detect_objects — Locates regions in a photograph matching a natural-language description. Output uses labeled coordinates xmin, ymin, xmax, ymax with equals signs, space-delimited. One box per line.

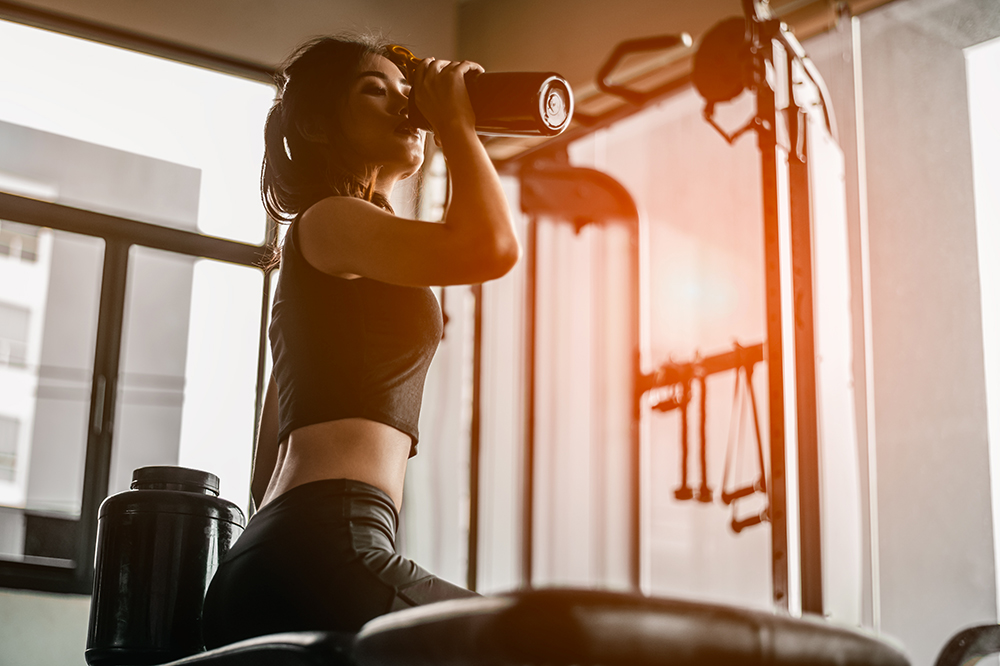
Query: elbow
xmin=494 ymin=236 xmax=521 ymax=277
xmin=450 ymin=226 xmax=521 ymax=283
xmin=479 ymin=235 xmax=520 ymax=282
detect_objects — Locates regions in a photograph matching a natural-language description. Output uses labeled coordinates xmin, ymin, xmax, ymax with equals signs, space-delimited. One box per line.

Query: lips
xmin=395 ymin=121 xmax=421 ymax=137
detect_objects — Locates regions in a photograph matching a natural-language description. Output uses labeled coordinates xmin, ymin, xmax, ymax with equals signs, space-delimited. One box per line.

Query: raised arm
xmin=297 ymin=58 xmax=520 ymax=287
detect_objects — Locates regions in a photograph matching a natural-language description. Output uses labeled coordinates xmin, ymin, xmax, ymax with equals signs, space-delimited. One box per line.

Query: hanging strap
xmin=695 ymin=374 xmax=712 ymax=502
xmin=722 ymin=365 xmax=755 ymax=505
xmin=674 ymin=380 xmax=694 ymax=501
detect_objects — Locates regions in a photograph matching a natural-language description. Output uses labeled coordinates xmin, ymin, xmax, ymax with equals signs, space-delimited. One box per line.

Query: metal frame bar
xmin=467 ymin=284 xmax=484 ymax=592
xmin=743 ymin=0 xmax=825 ymax=612
xmin=744 ymin=3 xmax=792 ymax=610
xmin=522 ymin=214 xmax=539 ymax=585
xmin=786 ymin=60 xmax=823 ymax=616
xmin=642 ymin=343 xmax=765 ymax=391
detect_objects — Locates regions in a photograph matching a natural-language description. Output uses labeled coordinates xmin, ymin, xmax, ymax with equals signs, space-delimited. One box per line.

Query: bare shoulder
xmin=298 ymin=196 xmax=393 ymax=241
xmin=297 ymin=195 xmax=517 ymax=287
xmin=296 ymin=196 xmax=396 ymax=279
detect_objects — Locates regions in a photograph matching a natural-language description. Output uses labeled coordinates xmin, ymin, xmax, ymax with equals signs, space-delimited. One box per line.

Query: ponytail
xmin=260 ymin=35 xmax=398 ymax=268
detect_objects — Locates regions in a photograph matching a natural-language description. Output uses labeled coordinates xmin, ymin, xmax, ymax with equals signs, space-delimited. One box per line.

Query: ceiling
xmin=0 ymin=0 xmax=464 ymax=70
xmin=0 ymin=0 xmax=753 ymax=81
xmin=0 ymin=0 xmax=891 ymax=164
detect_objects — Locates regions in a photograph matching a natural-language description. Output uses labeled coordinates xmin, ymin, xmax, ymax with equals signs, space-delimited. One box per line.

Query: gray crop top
xmin=268 ymin=219 xmax=443 ymax=457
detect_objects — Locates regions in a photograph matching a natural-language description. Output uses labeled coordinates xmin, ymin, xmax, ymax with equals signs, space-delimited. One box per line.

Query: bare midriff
xmin=259 ymin=418 xmax=411 ymax=511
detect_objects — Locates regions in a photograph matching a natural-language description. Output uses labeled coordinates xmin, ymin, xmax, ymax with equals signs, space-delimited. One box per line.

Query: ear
xmin=295 ymin=119 xmax=328 ymax=144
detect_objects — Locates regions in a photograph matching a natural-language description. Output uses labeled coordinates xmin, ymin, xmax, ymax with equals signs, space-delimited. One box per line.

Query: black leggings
xmin=201 ymin=479 xmax=477 ymax=649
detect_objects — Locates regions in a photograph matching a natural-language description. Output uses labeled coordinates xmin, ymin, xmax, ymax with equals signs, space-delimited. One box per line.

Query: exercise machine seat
xmin=149 ymin=631 xmax=354 ymax=666
xmin=353 ymin=588 xmax=910 ymax=666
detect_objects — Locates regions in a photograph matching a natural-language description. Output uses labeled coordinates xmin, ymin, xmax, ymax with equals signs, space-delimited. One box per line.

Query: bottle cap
xmin=130 ymin=466 xmax=220 ymax=496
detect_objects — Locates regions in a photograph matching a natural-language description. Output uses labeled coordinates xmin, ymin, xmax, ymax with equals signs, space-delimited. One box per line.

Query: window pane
xmin=0 ymin=19 xmax=273 ymax=243
xmin=0 ymin=416 xmax=18 ymax=483
xmin=0 ymin=301 xmax=29 ymax=367
xmin=111 ymin=247 xmax=262 ymax=514
xmin=0 ymin=226 xmax=104 ymax=564
xmin=0 ymin=220 xmax=40 ymax=262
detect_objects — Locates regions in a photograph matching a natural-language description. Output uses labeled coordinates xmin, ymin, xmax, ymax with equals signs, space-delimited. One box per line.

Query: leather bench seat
xmin=163 ymin=631 xmax=355 ymax=666
xmin=353 ymin=588 xmax=911 ymax=666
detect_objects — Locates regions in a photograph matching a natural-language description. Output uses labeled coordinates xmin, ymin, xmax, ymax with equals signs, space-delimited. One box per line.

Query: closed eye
xmin=357 ymin=70 xmax=409 ymax=99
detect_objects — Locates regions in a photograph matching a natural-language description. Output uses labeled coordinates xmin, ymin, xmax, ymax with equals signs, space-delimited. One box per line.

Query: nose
xmin=395 ymin=93 xmax=409 ymax=118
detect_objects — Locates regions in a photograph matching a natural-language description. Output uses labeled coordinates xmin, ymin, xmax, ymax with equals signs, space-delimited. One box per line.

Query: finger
xmin=423 ymin=57 xmax=449 ymax=75
xmin=413 ymin=57 xmax=443 ymax=75
xmin=449 ymin=60 xmax=484 ymax=77
xmin=411 ymin=57 xmax=431 ymax=84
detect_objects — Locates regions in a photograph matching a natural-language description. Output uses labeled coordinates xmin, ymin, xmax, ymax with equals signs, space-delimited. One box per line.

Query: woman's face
xmin=338 ymin=53 xmax=425 ymax=183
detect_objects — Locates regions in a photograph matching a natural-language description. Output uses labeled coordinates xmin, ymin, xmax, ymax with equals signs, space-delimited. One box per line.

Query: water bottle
xmin=390 ymin=45 xmax=574 ymax=138
xmin=86 ymin=466 xmax=245 ymax=665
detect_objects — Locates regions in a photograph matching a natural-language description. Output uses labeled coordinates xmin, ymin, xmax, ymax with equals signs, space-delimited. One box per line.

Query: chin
xmin=397 ymin=163 xmax=423 ymax=181
xmin=394 ymin=153 xmax=425 ymax=180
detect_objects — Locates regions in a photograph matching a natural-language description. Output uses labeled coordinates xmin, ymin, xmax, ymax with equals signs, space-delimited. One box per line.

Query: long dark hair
xmin=261 ymin=35 xmax=402 ymax=266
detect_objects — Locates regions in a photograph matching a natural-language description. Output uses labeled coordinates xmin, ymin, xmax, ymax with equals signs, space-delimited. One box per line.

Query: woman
xmin=202 ymin=35 xmax=519 ymax=647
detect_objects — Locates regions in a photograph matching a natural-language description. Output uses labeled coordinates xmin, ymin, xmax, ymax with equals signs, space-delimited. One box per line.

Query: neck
xmin=374 ymin=170 xmax=399 ymax=201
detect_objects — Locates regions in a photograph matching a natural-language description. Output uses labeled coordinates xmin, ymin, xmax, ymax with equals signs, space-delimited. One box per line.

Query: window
xmin=0 ymin=416 xmax=18 ymax=483
xmin=0 ymin=301 xmax=30 ymax=367
xmin=0 ymin=220 xmax=40 ymax=262
xmin=111 ymin=248 xmax=262 ymax=504
xmin=0 ymin=17 xmax=273 ymax=593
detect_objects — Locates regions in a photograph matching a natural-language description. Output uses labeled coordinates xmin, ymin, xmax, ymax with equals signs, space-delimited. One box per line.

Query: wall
xmin=7 ymin=0 xmax=461 ymax=67
xmin=0 ymin=588 xmax=90 ymax=666
xmin=856 ymin=1 xmax=1000 ymax=662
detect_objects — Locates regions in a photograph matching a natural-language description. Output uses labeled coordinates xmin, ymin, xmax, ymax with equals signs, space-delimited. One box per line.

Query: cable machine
xmin=470 ymin=0 xmax=837 ymax=613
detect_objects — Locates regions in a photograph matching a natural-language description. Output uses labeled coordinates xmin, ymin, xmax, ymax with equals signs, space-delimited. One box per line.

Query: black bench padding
xmin=163 ymin=631 xmax=355 ymax=666
xmin=353 ymin=588 xmax=910 ymax=666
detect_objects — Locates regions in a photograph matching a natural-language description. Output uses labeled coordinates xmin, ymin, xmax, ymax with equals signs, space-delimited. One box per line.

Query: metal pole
xmin=748 ymin=9 xmax=791 ymax=610
xmin=786 ymin=56 xmax=823 ymax=615
xmin=467 ymin=284 xmax=484 ymax=592
xmin=522 ymin=214 xmax=538 ymax=587
xmin=630 ymin=213 xmax=643 ymax=591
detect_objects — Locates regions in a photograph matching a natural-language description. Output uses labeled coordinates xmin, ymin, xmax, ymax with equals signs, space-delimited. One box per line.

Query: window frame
xmin=0 ymin=191 xmax=274 ymax=594
xmin=0 ymin=5 xmax=278 ymax=594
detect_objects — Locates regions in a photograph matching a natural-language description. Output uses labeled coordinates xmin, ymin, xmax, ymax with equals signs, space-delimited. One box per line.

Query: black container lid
xmin=131 ymin=466 xmax=220 ymax=496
